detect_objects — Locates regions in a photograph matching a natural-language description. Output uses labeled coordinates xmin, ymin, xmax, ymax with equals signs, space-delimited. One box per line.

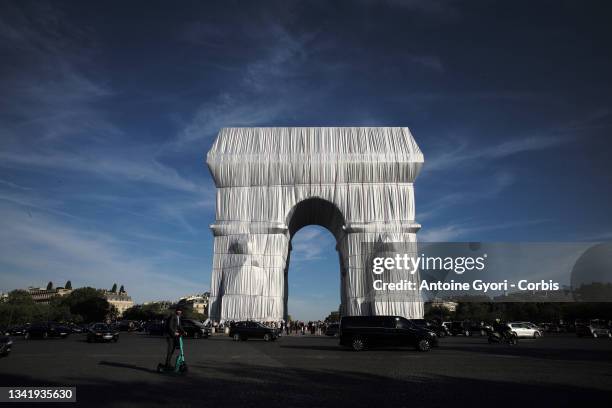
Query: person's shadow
xmin=98 ymin=361 xmax=158 ymax=374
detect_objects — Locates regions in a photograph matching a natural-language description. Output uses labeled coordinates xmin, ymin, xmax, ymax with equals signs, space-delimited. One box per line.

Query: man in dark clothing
xmin=492 ymin=320 xmax=514 ymax=341
xmin=164 ymin=308 xmax=185 ymax=368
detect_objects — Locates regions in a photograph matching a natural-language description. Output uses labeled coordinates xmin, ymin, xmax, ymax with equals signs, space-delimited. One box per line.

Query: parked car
xmin=145 ymin=321 xmax=166 ymax=335
xmin=339 ymin=315 xmax=438 ymax=352
xmin=0 ymin=335 xmax=12 ymax=357
xmin=519 ymin=322 xmax=544 ymax=335
xmin=229 ymin=321 xmax=278 ymax=341
xmin=7 ymin=325 xmax=27 ymax=336
xmin=181 ymin=319 xmax=210 ymax=339
xmin=325 ymin=323 xmax=340 ymax=336
xmin=408 ymin=319 xmax=449 ymax=337
xmin=538 ymin=322 xmax=552 ymax=332
xmin=24 ymin=322 xmax=70 ymax=339
xmin=576 ymin=320 xmax=611 ymax=338
xmin=66 ymin=323 xmax=83 ymax=334
xmin=87 ymin=323 xmax=119 ymax=343
xmin=507 ymin=322 xmax=542 ymax=338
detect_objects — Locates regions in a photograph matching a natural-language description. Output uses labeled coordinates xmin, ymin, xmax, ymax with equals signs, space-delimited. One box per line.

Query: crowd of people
xmin=283 ymin=321 xmax=330 ymax=335
xmin=212 ymin=320 xmax=336 ymax=336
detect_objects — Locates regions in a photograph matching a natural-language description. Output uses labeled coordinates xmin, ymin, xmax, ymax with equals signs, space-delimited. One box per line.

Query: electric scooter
xmin=157 ymin=335 xmax=188 ymax=374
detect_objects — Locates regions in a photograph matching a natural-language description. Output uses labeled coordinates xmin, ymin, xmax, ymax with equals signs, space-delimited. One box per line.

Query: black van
xmin=339 ymin=316 xmax=438 ymax=352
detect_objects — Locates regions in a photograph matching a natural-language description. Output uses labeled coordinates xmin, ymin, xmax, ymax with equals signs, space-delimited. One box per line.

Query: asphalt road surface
xmin=1 ymin=333 xmax=611 ymax=407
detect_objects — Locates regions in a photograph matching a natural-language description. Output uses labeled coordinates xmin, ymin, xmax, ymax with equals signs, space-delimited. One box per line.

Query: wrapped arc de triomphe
xmin=206 ymin=127 xmax=424 ymax=322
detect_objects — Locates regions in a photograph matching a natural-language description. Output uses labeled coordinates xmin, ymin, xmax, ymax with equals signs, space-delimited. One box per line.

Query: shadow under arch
xmin=286 ymin=197 xmax=345 ymax=242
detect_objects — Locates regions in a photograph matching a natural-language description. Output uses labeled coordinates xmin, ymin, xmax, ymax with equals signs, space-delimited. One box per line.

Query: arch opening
xmin=283 ymin=198 xmax=346 ymax=321
xmin=286 ymin=225 xmax=341 ymax=321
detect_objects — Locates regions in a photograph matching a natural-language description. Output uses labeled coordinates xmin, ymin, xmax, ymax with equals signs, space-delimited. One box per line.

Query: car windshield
xmin=93 ymin=324 xmax=109 ymax=331
xmin=396 ymin=318 xmax=413 ymax=329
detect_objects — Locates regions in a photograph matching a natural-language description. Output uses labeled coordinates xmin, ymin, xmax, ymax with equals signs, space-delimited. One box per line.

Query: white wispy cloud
xmin=0 ymin=202 xmax=208 ymax=302
xmin=418 ymin=218 xmax=550 ymax=242
xmin=0 ymin=3 xmax=217 ymax=297
xmin=0 ymin=179 xmax=32 ymax=190
xmin=173 ymin=22 xmax=325 ymax=149
xmin=291 ymin=228 xmax=335 ymax=262
xmin=0 ymin=149 xmax=200 ymax=193
xmin=418 ymin=171 xmax=516 ymax=222
xmin=0 ymin=3 xmax=206 ymax=194
xmin=176 ymin=92 xmax=288 ymax=147
xmin=423 ymin=135 xmax=572 ymax=174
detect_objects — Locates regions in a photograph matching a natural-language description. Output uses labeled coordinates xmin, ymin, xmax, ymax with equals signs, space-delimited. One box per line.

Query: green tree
xmin=0 ymin=291 xmax=48 ymax=326
xmin=7 ymin=290 xmax=34 ymax=305
xmin=46 ymin=281 xmax=53 ymax=290
xmin=119 ymin=285 xmax=125 ymax=293
xmin=108 ymin=305 xmax=119 ymax=321
xmin=111 ymin=283 xmax=117 ymax=293
xmin=48 ymin=297 xmax=73 ymax=323
xmin=65 ymin=280 xmax=72 ymax=290
xmin=176 ymin=300 xmax=204 ymax=320
xmin=61 ymin=287 xmax=111 ymax=323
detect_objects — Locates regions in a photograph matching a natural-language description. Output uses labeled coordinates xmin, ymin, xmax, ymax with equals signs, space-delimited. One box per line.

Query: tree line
xmin=0 ymin=288 xmax=118 ymax=326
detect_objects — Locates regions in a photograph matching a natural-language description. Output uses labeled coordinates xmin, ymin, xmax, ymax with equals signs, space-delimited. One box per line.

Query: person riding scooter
xmin=488 ymin=319 xmax=517 ymax=344
xmin=163 ymin=307 xmax=186 ymax=369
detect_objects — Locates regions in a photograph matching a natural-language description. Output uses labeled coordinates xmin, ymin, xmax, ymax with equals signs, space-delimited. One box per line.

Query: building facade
xmin=28 ymin=287 xmax=72 ymax=304
xmin=178 ymin=293 xmax=209 ymax=315
xmin=103 ymin=289 xmax=134 ymax=315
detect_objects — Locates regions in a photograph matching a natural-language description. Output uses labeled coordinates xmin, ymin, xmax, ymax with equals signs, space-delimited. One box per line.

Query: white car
xmin=507 ymin=322 xmax=542 ymax=338
xmin=520 ymin=322 xmax=544 ymax=334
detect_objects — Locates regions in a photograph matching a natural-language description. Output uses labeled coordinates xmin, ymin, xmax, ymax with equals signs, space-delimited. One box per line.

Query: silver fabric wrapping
xmin=206 ymin=127 xmax=424 ymax=322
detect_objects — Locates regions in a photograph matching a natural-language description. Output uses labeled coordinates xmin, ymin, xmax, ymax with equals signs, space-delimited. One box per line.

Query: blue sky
xmin=1 ymin=1 xmax=611 ymax=320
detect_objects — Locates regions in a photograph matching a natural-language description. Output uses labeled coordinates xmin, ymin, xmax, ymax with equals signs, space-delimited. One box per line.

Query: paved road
xmin=1 ymin=333 xmax=612 ymax=407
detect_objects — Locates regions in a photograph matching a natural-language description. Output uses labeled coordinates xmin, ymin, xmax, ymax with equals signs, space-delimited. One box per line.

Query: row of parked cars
xmin=1 ymin=322 xmax=84 ymax=338
xmin=415 ymin=319 xmax=611 ymax=339
xmin=144 ymin=319 xmax=210 ymax=339
xmin=0 ymin=321 xmax=118 ymax=341
xmin=1 ymin=318 xmax=213 ymax=345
